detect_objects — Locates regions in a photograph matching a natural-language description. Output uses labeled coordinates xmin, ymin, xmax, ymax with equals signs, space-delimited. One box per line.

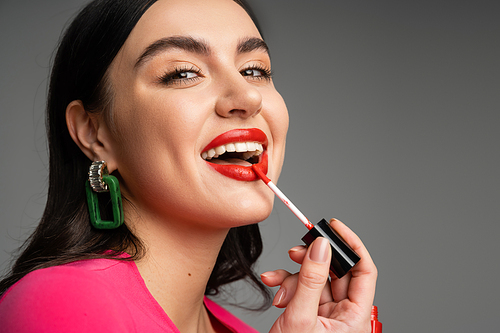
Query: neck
xmin=129 ymin=211 xmax=229 ymax=333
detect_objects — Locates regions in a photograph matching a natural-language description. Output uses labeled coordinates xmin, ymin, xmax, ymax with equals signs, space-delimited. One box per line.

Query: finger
xmin=260 ymin=269 xmax=292 ymax=287
xmin=289 ymin=243 xmax=352 ymax=303
xmin=272 ymin=274 xmax=298 ymax=308
xmin=271 ymin=273 xmax=334 ymax=308
xmin=285 ymin=237 xmax=332 ymax=323
xmin=318 ymin=301 xmax=337 ymax=318
xmin=264 ymin=246 xmax=333 ymax=308
xmin=329 ymin=218 xmax=377 ymax=310
xmin=330 ymin=270 xmax=351 ymax=301
xmin=288 ymin=245 xmax=307 ymax=265
xmin=261 ymin=270 xmax=298 ymax=308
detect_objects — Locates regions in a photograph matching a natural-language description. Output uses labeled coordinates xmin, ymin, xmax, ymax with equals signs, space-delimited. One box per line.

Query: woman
xmin=0 ymin=0 xmax=377 ymax=332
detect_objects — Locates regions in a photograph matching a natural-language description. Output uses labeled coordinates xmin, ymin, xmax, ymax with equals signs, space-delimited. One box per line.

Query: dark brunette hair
xmin=0 ymin=0 xmax=271 ymax=309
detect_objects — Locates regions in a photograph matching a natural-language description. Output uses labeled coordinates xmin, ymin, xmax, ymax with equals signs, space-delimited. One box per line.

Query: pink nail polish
xmin=309 ymin=237 xmax=329 ymax=263
xmin=273 ymin=288 xmax=285 ymax=306
xmin=302 ymin=219 xmax=360 ymax=278
xmin=260 ymin=271 xmax=276 ymax=279
xmin=288 ymin=246 xmax=305 ymax=253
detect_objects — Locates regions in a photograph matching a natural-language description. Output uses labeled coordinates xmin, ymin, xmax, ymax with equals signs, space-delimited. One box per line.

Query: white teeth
xmin=242 ymin=152 xmax=254 ymax=160
xmin=215 ymin=145 xmax=226 ymax=155
xmin=202 ymin=141 xmax=264 ymax=161
xmin=235 ymin=142 xmax=247 ymax=152
xmin=207 ymin=148 xmax=216 ymax=159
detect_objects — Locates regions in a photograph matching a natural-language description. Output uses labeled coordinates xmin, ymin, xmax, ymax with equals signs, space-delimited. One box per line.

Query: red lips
xmin=202 ymin=128 xmax=268 ymax=181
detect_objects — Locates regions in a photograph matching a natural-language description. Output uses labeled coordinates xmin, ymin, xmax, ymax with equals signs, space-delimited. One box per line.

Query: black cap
xmin=302 ymin=219 xmax=360 ymax=278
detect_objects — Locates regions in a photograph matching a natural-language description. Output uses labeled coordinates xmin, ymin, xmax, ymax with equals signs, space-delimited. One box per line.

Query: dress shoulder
xmin=205 ymin=297 xmax=259 ymax=333
xmin=0 ymin=262 xmax=134 ymax=333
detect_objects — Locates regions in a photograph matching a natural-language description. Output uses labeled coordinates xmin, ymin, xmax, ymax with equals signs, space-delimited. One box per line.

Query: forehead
xmin=122 ymin=0 xmax=261 ymax=58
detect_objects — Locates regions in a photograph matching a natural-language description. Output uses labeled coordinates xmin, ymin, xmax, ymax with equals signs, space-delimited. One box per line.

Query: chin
xmin=210 ymin=195 xmax=275 ymax=228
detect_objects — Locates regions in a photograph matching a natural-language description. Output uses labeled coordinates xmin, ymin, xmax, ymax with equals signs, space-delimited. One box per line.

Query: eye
xmin=173 ymin=71 xmax=198 ymax=79
xmin=158 ymin=66 xmax=202 ymax=86
xmin=242 ymin=69 xmax=262 ymax=77
xmin=240 ymin=65 xmax=272 ymax=81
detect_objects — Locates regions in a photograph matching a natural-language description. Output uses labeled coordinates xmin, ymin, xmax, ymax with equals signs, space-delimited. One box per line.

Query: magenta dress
xmin=0 ymin=254 xmax=258 ymax=332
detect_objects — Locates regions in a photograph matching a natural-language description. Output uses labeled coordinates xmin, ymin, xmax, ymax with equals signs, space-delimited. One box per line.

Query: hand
xmin=261 ymin=219 xmax=377 ymax=333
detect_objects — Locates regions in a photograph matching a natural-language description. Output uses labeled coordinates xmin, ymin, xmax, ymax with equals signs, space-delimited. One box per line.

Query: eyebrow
xmin=135 ymin=36 xmax=210 ymax=68
xmin=237 ymin=37 xmax=269 ymax=55
xmin=134 ymin=36 xmax=270 ymax=69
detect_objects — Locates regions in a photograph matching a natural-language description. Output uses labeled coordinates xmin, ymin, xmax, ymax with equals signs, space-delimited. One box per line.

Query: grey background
xmin=1 ymin=0 xmax=499 ymax=332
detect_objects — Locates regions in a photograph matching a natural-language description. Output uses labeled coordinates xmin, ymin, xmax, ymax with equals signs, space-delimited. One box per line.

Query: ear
xmin=66 ymin=100 xmax=118 ymax=172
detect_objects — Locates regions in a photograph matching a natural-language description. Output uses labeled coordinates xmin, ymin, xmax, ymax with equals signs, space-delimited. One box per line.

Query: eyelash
xmin=241 ymin=64 xmax=273 ymax=81
xmin=157 ymin=65 xmax=202 ymax=85
xmin=157 ymin=64 xmax=273 ymax=86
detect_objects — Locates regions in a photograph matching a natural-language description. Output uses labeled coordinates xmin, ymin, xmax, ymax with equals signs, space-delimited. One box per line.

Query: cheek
xmin=103 ymin=91 xmax=212 ymax=209
xmin=111 ymin=91 xmax=205 ymax=154
xmin=262 ymin=90 xmax=289 ymax=174
xmin=263 ymin=89 xmax=289 ymax=140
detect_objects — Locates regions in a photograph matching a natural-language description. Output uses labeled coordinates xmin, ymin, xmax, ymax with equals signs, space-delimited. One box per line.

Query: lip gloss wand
xmin=252 ymin=165 xmax=382 ymax=331
xmin=252 ymin=165 xmax=360 ymax=279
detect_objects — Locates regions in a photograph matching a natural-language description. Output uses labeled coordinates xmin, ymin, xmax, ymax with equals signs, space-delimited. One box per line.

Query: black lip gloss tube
xmin=302 ymin=219 xmax=360 ymax=278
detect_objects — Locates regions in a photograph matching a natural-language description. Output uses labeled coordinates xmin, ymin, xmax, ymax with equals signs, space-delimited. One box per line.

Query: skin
xmin=261 ymin=219 xmax=377 ymax=333
xmin=66 ymin=0 xmax=377 ymax=332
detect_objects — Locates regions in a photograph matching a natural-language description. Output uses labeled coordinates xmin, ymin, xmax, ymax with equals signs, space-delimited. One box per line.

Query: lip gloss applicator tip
xmin=251 ymin=164 xmax=361 ymax=279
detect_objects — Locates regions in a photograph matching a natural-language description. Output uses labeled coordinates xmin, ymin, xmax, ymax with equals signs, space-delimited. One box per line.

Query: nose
xmin=214 ymin=74 xmax=263 ymax=119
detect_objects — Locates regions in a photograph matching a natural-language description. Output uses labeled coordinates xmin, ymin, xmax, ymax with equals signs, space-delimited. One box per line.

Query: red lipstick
xmin=203 ymin=128 xmax=267 ymax=152
xmin=252 ymin=164 xmax=360 ymax=279
xmin=209 ymin=153 xmax=267 ymax=181
xmin=203 ymin=128 xmax=268 ymax=181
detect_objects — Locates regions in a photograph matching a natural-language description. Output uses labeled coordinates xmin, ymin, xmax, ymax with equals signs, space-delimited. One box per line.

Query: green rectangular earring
xmin=85 ymin=161 xmax=124 ymax=229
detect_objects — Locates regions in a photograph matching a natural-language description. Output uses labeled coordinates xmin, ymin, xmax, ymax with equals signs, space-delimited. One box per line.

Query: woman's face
xmin=105 ymin=0 xmax=288 ymax=228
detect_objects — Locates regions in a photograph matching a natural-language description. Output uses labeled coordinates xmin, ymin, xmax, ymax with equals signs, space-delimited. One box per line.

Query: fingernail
xmin=273 ymin=287 xmax=286 ymax=306
xmin=260 ymin=271 xmax=277 ymax=279
xmin=288 ymin=246 xmax=305 ymax=253
xmin=309 ymin=237 xmax=329 ymax=263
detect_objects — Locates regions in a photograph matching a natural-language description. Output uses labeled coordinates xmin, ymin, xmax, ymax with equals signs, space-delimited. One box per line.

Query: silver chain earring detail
xmin=88 ymin=161 xmax=109 ymax=192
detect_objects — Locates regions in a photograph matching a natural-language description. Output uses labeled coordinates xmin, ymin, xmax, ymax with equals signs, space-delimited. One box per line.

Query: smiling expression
xmin=101 ymin=0 xmax=289 ymax=228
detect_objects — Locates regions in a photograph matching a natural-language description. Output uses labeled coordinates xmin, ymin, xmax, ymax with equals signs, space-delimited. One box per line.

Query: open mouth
xmin=201 ymin=128 xmax=268 ymax=181
xmin=201 ymin=141 xmax=264 ymax=166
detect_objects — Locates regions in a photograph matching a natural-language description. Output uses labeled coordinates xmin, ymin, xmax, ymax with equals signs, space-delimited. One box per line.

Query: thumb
xmin=285 ymin=237 xmax=331 ymax=325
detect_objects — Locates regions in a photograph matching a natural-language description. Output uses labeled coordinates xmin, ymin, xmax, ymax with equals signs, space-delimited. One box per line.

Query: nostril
xmin=228 ymin=109 xmax=247 ymax=116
